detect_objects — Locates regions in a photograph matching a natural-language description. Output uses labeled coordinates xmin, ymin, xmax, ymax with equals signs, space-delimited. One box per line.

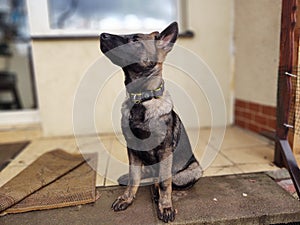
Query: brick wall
xmin=234 ymin=99 xmax=276 ymax=133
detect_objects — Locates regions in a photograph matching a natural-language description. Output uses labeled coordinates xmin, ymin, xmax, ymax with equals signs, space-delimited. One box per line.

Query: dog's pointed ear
xmin=156 ymin=22 xmax=178 ymax=53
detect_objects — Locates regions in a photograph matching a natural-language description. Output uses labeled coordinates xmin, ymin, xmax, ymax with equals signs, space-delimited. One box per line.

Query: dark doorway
xmin=0 ymin=0 xmax=37 ymax=110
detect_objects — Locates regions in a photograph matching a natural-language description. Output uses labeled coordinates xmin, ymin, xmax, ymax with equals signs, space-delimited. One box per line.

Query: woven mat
xmin=0 ymin=141 xmax=30 ymax=171
xmin=0 ymin=149 xmax=98 ymax=215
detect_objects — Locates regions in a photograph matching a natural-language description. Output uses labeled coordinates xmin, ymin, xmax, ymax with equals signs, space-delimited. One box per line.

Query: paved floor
xmin=0 ymin=125 xmax=277 ymax=187
xmin=1 ymin=173 xmax=300 ymax=225
xmin=1 ymin=125 xmax=300 ymax=224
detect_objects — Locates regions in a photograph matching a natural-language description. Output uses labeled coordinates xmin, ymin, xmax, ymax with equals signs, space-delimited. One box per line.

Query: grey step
xmin=1 ymin=173 xmax=300 ymax=225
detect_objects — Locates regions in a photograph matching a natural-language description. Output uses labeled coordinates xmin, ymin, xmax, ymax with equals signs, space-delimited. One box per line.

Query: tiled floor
xmin=0 ymin=125 xmax=278 ymax=187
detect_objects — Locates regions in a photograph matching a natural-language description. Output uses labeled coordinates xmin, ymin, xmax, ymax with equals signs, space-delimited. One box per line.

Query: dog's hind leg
xmin=171 ymin=116 xmax=203 ymax=190
xmin=172 ymin=161 xmax=203 ymax=190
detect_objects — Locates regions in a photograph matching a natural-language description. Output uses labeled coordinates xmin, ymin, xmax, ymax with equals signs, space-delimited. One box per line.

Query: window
xmin=26 ymin=0 xmax=189 ymax=37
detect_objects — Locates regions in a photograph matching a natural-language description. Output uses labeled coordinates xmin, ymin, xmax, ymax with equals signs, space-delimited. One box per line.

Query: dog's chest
xmin=121 ymin=93 xmax=174 ymax=150
xmin=121 ymin=98 xmax=172 ymax=138
xmin=128 ymin=104 xmax=151 ymax=139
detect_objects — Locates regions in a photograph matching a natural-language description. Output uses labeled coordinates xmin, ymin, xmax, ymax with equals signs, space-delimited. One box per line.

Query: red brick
xmin=254 ymin=114 xmax=268 ymax=126
xmin=258 ymin=104 xmax=263 ymax=114
xmin=236 ymin=120 xmax=249 ymax=129
xmin=267 ymin=118 xmax=277 ymax=129
xmin=249 ymin=102 xmax=260 ymax=111
xmin=262 ymin=105 xmax=276 ymax=117
xmin=235 ymin=115 xmax=243 ymax=123
xmin=234 ymin=99 xmax=277 ymax=135
xmin=235 ymin=99 xmax=247 ymax=108
xmin=241 ymin=111 xmax=253 ymax=120
xmin=235 ymin=116 xmax=249 ymax=127
xmin=248 ymin=123 xmax=261 ymax=133
xmin=260 ymin=126 xmax=274 ymax=133
xmin=263 ymin=114 xmax=273 ymax=121
xmin=235 ymin=120 xmax=243 ymax=127
xmin=234 ymin=108 xmax=243 ymax=118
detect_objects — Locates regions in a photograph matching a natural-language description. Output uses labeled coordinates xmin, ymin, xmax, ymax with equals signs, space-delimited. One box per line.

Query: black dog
xmin=100 ymin=22 xmax=203 ymax=223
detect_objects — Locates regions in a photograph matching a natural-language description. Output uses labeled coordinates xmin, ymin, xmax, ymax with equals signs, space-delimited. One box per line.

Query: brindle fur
xmin=100 ymin=22 xmax=203 ymax=223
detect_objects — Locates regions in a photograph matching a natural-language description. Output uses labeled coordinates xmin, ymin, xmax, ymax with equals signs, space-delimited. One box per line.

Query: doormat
xmin=266 ymin=169 xmax=299 ymax=200
xmin=0 ymin=149 xmax=98 ymax=215
xmin=0 ymin=141 xmax=30 ymax=171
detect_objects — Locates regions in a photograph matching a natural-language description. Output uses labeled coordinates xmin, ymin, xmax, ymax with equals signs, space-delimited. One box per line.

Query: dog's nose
xmin=100 ymin=33 xmax=111 ymax=40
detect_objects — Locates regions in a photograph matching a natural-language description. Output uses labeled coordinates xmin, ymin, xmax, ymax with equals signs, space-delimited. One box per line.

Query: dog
xmin=100 ymin=22 xmax=203 ymax=223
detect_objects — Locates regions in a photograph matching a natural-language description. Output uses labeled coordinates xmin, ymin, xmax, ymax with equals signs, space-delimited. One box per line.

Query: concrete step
xmin=1 ymin=173 xmax=300 ymax=225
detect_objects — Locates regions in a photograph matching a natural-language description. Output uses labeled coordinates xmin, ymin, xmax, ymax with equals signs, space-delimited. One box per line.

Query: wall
xmin=234 ymin=0 xmax=282 ymax=106
xmin=32 ymin=39 xmax=100 ymax=135
xmin=31 ymin=0 xmax=235 ymax=136
xmin=233 ymin=0 xmax=282 ymax=133
xmin=235 ymin=99 xmax=276 ymax=133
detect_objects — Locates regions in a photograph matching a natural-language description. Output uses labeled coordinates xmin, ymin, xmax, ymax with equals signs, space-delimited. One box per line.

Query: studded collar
xmin=128 ymin=80 xmax=164 ymax=104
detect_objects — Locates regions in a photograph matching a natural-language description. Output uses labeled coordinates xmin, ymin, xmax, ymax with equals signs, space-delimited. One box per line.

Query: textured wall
xmin=234 ymin=0 xmax=282 ymax=106
xmin=31 ymin=0 xmax=235 ymax=136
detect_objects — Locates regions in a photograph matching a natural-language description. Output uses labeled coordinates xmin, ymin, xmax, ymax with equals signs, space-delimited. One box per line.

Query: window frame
xmin=26 ymin=0 xmax=191 ymax=38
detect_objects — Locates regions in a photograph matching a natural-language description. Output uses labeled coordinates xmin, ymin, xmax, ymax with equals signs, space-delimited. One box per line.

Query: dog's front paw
xmin=111 ymin=196 xmax=133 ymax=211
xmin=158 ymin=207 xmax=176 ymax=223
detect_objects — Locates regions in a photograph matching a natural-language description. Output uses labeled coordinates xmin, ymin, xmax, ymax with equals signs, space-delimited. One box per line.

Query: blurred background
xmin=0 ymin=0 xmax=281 ymax=138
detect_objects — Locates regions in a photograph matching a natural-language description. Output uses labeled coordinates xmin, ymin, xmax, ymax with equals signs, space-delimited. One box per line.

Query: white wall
xmin=234 ymin=0 xmax=282 ymax=106
xmin=30 ymin=0 xmax=235 ymax=136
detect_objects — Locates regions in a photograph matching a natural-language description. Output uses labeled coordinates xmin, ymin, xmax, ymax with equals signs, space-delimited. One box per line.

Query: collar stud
xmin=129 ymin=81 xmax=164 ymax=104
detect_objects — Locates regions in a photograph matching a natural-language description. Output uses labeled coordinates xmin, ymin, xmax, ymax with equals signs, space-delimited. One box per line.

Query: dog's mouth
xmin=100 ymin=33 xmax=125 ymax=53
xmin=100 ymin=33 xmax=112 ymax=53
xmin=100 ymin=33 xmax=146 ymax=68
xmin=100 ymin=33 xmax=128 ymax=67
xmin=100 ymin=32 xmax=158 ymax=72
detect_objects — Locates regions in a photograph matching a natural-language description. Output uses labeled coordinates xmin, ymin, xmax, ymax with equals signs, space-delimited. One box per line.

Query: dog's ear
xmin=156 ymin=22 xmax=178 ymax=53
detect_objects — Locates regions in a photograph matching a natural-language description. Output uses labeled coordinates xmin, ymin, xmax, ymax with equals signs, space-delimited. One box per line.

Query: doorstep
xmin=1 ymin=173 xmax=300 ymax=225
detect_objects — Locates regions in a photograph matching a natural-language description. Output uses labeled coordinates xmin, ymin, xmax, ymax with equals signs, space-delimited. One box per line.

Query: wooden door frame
xmin=275 ymin=0 xmax=300 ymax=198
